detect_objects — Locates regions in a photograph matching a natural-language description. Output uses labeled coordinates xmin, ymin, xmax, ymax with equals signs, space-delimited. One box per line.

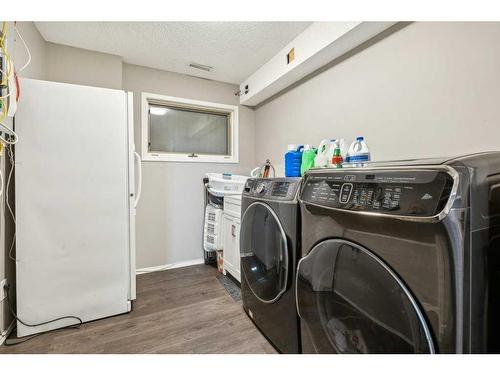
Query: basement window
xmin=141 ymin=92 xmax=239 ymax=163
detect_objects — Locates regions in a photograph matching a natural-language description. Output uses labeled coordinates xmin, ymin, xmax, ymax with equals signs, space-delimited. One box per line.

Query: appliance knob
xmin=254 ymin=182 xmax=266 ymax=195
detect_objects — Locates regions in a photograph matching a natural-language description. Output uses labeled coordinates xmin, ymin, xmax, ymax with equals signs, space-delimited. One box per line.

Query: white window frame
xmin=141 ymin=92 xmax=239 ymax=163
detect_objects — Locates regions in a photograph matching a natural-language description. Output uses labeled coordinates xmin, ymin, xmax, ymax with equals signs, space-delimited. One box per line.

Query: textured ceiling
xmin=35 ymin=22 xmax=312 ymax=84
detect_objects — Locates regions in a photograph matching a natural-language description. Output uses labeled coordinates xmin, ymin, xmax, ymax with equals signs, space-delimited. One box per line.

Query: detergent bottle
xmin=300 ymin=145 xmax=316 ymax=176
xmin=314 ymin=139 xmax=330 ymax=168
xmin=346 ymin=136 xmax=370 ymax=167
xmin=284 ymin=144 xmax=304 ymax=177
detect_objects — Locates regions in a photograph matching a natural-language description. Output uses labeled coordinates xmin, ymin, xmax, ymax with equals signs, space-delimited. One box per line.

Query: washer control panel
xmin=300 ymin=170 xmax=455 ymax=217
xmin=244 ymin=178 xmax=301 ymax=201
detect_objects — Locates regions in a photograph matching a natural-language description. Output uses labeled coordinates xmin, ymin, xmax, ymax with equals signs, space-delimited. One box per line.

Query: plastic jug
xmin=314 ymin=139 xmax=330 ymax=168
xmin=300 ymin=145 xmax=316 ymax=176
xmin=346 ymin=136 xmax=370 ymax=167
xmin=315 ymin=139 xmax=345 ymax=168
xmin=285 ymin=144 xmax=304 ymax=177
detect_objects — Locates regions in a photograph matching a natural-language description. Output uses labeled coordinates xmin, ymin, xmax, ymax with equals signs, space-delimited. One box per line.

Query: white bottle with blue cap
xmin=346 ymin=136 xmax=370 ymax=167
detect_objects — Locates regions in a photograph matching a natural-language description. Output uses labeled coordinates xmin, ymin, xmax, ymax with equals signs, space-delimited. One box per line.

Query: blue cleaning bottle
xmin=285 ymin=144 xmax=304 ymax=177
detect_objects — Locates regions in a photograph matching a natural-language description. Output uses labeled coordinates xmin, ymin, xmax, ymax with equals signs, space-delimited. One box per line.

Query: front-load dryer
xmin=240 ymin=177 xmax=301 ymax=353
xmin=296 ymin=153 xmax=500 ymax=353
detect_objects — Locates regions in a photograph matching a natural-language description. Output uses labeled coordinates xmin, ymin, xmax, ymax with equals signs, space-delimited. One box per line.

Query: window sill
xmin=142 ymin=152 xmax=239 ymax=164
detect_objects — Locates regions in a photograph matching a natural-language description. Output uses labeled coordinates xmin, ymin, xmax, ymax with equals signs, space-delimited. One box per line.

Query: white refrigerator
xmin=14 ymin=79 xmax=141 ymax=337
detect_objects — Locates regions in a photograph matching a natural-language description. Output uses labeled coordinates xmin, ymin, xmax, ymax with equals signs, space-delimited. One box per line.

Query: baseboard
xmin=136 ymin=258 xmax=205 ymax=275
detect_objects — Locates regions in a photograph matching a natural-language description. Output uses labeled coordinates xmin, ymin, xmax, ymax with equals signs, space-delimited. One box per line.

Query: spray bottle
xmin=331 ymin=141 xmax=343 ymax=168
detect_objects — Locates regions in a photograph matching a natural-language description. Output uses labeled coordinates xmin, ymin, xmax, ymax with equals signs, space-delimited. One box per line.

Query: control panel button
xmin=339 ymin=183 xmax=353 ymax=204
xmin=300 ymin=170 xmax=453 ymax=217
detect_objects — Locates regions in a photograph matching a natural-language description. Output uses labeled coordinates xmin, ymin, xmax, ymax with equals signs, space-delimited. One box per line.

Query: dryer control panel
xmin=300 ymin=169 xmax=455 ymax=217
xmin=243 ymin=178 xmax=301 ymax=201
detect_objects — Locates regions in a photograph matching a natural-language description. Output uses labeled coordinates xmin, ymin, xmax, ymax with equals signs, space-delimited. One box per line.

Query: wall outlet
xmin=0 ymin=278 xmax=8 ymax=301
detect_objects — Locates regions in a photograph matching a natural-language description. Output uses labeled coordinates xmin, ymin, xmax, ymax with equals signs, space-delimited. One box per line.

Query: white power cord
xmin=13 ymin=22 xmax=31 ymax=73
xmin=0 ymin=121 xmax=18 ymax=144
xmin=0 ymin=316 xmax=15 ymax=337
xmin=0 ymin=65 xmax=15 ymax=99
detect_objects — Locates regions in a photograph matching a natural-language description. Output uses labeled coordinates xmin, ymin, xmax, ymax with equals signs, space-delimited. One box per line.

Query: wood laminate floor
xmin=0 ymin=265 xmax=277 ymax=354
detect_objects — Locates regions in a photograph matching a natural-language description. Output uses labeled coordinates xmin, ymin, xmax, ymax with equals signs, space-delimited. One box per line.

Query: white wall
xmin=122 ymin=64 xmax=255 ymax=269
xmin=254 ymin=22 xmax=500 ymax=174
xmin=1 ymin=21 xmax=46 ymax=339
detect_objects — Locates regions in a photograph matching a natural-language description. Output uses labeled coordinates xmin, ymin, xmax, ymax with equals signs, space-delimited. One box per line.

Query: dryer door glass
xmin=296 ymin=239 xmax=435 ymax=353
xmin=240 ymin=202 xmax=289 ymax=303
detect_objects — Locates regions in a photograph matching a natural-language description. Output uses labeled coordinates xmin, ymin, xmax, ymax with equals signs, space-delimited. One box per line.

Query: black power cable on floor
xmin=2 ymin=284 xmax=83 ymax=346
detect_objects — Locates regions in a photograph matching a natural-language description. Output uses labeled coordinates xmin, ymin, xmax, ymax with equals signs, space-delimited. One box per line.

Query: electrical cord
xmin=0 ymin=163 xmax=3 ymax=198
xmin=0 ymin=21 xmax=28 ymax=114
xmin=2 ymin=284 xmax=83 ymax=346
xmin=6 ymin=143 xmax=16 ymax=261
xmin=13 ymin=22 xmax=31 ymax=74
xmin=0 ymin=22 xmax=14 ymax=101
xmin=0 ymin=65 xmax=15 ymax=99
xmin=0 ymin=317 xmax=15 ymax=340
xmin=0 ymin=120 xmax=19 ymax=144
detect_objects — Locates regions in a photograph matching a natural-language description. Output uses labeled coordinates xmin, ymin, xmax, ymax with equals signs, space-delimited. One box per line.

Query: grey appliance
xmin=296 ymin=153 xmax=500 ymax=353
xmin=240 ymin=178 xmax=301 ymax=353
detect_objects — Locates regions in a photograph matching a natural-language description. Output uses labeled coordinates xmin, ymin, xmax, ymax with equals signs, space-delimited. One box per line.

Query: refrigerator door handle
xmin=134 ymin=151 xmax=142 ymax=208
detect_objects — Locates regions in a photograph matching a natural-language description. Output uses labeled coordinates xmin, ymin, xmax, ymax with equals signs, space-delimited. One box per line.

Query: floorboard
xmin=0 ymin=265 xmax=276 ymax=354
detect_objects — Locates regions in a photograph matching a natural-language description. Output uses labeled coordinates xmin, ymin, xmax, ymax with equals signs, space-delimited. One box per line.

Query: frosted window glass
xmin=149 ymin=105 xmax=229 ymax=155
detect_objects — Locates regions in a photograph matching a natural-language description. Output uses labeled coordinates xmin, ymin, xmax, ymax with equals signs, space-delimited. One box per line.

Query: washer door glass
xmin=240 ymin=202 xmax=289 ymax=303
xmin=296 ymin=239 xmax=435 ymax=353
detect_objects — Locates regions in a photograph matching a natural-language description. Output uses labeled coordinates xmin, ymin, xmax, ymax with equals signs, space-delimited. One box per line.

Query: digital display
xmin=272 ymin=182 xmax=290 ymax=197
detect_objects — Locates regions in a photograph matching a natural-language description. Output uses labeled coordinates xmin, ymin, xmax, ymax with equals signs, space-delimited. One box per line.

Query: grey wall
xmin=122 ymin=64 xmax=255 ymax=269
xmin=1 ymin=21 xmax=46 ymax=338
xmin=254 ymin=22 xmax=500 ymax=174
xmin=45 ymin=42 xmax=123 ymax=89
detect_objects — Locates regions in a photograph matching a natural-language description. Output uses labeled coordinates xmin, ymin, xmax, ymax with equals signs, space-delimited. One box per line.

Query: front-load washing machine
xmin=296 ymin=153 xmax=500 ymax=353
xmin=240 ymin=177 xmax=301 ymax=353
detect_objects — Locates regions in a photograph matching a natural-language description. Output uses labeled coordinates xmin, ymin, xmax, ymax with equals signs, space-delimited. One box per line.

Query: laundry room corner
xmin=3 ymin=33 xmax=258 ymax=273
xmin=122 ymin=63 xmax=256 ymax=270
